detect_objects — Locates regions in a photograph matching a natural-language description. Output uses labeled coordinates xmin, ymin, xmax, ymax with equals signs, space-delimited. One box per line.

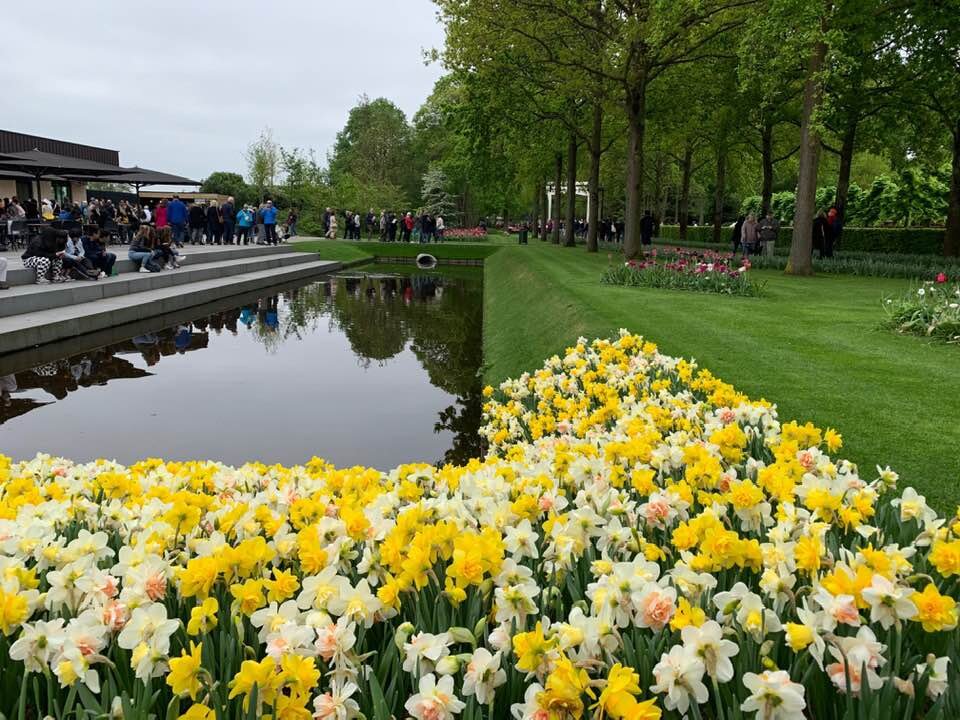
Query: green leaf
xmin=368 ymin=672 xmax=393 ymax=720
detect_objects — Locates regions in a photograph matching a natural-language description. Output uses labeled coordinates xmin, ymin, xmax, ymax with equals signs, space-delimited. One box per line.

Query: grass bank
xmin=483 ymin=242 xmax=960 ymax=511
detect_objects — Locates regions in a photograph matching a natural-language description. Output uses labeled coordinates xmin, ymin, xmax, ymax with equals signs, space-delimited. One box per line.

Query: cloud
xmin=3 ymin=0 xmax=446 ymax=181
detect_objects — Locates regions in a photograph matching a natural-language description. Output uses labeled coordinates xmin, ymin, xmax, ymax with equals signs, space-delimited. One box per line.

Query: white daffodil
xmin=462 ymin=648 xmax=506 ymax=705
xmin=681 ymin=620 xmax=740 ymax=682
xmin=650 ymin=644 xmax=709 ymax=716
xmin=741 ymin=670 xmax=806 ymax=720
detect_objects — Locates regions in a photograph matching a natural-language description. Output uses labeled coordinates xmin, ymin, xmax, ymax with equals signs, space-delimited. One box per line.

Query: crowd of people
xmin=731 ymin=207 xmax=842 ymax=258
xmin=321 ymin=208 xmax=446 ymax=243
xmin=1 ymin=193 xmax=303 ymax=287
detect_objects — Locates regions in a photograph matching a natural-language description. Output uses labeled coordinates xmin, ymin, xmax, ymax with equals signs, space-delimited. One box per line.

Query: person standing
xmin=757 ymin=211 xmax=780 ymax=257
xmin=260 ymin=200 xmax=279 ymax=245
xmin=236 ymin=205 xmax=254 ymax=244
xmin=326 ymin=211 xmax=338 ymax=239
xmin=402 ymin=212 xmax=414 ymax=242
xmin=828 ymin=206 xmax=843 ymax=249
xmin=221 ymin=196 xmax=236 ymax=244
xmin=286 ymin=207 xmax=299 ymax=238
xmin=387 ymin=211 xmax=397 ymax=242
xmin=435 ymin=214 xmax=445 ymax=241
xmin=206 ymin=201 xmax=222 ymax=244
xmin=813 ymin=210 xmax=834 ymax=258
xmin=379 ymin=210 xmax=387 ymax=241
xmin=189 ymin=201 xmax=206 ymax=244
xmin=731 ymin=215 xmax=745 ymax=254
xmin=155 ymin=199 xmax=168 ymax=229
xmin=640 ymin=210 xmax=655 ymax=248
xmin=166 ymin=194 xmax=188 ymax=247
xmin=740 ymin=213 xmax=759 ymax=256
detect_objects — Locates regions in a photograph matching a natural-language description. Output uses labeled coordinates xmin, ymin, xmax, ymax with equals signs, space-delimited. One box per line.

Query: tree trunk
xmin=623 ymin=84 xmax=647 ymax=259
xmin=946 ymin=121 xmax=960 ymax=257
xmin=678 ymin=147 xmax=693 ymax=241
xmin=552 ymin=152 xmax=562 ymax=245
xmin=713 ymin=149 xmax=727 ymax=244
xmin=564 ymin=133 xmax=578 ymax=247
xmin=761 ymin=120 xmax=774 ymax=216
xmin=787 ymin=36 xmax=827 ymax=276
xmin=835 ymin=119 xmax=857 ymax=226
xmin=586 ymin=102 xmax=602 ymax=253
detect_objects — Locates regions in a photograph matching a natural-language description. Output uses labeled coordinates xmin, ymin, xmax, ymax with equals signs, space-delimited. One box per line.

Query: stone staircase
xmin=0 ymin=244 xmax=340 ymax=354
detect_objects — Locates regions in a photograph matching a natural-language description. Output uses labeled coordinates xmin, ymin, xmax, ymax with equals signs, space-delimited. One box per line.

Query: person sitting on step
xmin=81 ymin=225 xmax=117 ymax=278
xmin=154 ymin=227 xmax=185 ymax=269
xmin=22 ymin=227 xmax=69 ymax=284
xmin=129 ymin=225 xmax=157 ymax=273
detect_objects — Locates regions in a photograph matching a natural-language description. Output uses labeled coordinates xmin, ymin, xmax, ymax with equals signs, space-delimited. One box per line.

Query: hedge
xmin=658 ymin=224 xmax=947 ymax=255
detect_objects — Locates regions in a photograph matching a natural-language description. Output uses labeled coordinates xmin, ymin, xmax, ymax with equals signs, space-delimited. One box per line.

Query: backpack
xmin=144 ymin=253 xmax=164 ymax=272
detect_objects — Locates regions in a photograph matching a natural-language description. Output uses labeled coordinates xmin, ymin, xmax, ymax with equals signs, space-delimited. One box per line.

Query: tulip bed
xmin=602 ymin=250 xmax=762 ymax=296
xmin=1 ymin=332 xmax=959 ymax=720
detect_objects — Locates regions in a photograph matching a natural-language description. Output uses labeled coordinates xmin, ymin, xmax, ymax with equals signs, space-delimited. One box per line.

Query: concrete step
xmin=2 ymin=243 xmax=291 ymax=287
xmin=0 ymin=259 xmax=342 ymax=354
xmin=0 ymin=252 xmax=318 ymax=318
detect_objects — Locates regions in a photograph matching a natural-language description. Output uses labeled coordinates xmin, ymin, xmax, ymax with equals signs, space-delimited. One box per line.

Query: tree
xmin=421 ymin=167 xmax=457 ymax=218
xmin=201 ymin=171 xmax=251 ymax=205
xmin=328 ymin=96 xmax=417 ymax=199
xmin=246 ymin=127 xmax=279 ymax=202
xmin=899 ymin=0 xmax=960 ymax=255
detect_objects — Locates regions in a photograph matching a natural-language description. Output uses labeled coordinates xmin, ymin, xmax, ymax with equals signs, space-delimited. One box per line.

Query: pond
xmin=0 ymin=266 xmax=484 ymax=469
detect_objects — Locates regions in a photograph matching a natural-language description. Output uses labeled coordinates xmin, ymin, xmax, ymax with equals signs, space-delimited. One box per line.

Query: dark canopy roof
xmin=103 ymin=166 xmax=201 ymax=186
xmin=0 ymin=148 xmax=129 ymax=176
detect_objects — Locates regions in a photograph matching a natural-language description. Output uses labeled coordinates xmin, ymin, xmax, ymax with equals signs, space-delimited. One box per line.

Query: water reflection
xmin=0 ymin=268 xmax=483 ymax=468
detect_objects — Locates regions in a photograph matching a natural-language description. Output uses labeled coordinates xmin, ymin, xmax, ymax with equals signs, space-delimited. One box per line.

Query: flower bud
xmin=448 ymin=626 xmax=476 ymax=646
xmin=435 ymin=656 xmax=461 ymax=675
xmin=473 ymin=617 xmax=488 ymax=641
xmin=395 ymin=622 xmax=415 ymax=650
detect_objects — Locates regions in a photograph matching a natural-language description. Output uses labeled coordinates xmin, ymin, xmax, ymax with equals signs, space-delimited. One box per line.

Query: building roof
xmin=0 ymin=149 xmax=128 ymax=176
xmin=103 ymin=166 xmax=200 ymax=186
xmin=0 ymin=130 xmax=119 ymax=166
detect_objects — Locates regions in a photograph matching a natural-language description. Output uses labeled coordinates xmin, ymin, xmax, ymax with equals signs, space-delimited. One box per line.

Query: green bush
xmin=658 ymin=225 xmax=946 ymax=255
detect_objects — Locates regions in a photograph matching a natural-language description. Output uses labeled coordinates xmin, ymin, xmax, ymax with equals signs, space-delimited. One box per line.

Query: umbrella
xmin=0 ymin=148 xmax=128 ymax=206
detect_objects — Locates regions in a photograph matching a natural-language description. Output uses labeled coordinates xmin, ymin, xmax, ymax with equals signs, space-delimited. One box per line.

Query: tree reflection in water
xmin=0 ymin=269 xmax=484 ymax=467
xmin=277 ymin=270 xmax=485 ymax=466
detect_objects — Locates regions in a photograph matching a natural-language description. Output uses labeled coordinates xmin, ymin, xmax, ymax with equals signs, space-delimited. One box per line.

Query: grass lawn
xmin=483 ymin=242 xmax=960 ymax=512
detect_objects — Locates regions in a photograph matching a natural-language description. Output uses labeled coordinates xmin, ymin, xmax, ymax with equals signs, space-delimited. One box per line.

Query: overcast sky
xmin=3 ymin=0 xmax=446 ymax=182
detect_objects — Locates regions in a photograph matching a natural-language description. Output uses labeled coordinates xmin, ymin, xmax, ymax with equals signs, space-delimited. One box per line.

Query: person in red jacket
xmin=402 ymin=212 xmax=414 ymax=242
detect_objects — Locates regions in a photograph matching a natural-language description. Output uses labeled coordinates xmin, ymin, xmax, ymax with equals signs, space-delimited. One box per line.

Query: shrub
xmin=883 ymin=277 xmax=960 ymax=342
xmin=658 ymin=225 xmax=947 ymax=255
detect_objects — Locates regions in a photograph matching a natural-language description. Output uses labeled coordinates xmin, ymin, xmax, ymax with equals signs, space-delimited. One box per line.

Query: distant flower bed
xmin=602 ymin=247 xmax=763 ymax=296
xmin=444 ymin=227 xmax=488 ymax=240
xmin=884 ymin=274 xmax=960 ymax=342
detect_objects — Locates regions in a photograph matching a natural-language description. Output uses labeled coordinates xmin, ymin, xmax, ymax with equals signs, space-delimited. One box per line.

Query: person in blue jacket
xmin=166 ymin=195 xmax=188 ymax=247
xmin=260 ymin=200 xmax=279 ymax=245
xmin=236 ymin=205 xmax=255 ymax=245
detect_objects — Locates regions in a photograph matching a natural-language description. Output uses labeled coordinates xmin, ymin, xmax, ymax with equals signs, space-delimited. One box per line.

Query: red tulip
xmin=936 ymin=272 xmax=948 ymax=284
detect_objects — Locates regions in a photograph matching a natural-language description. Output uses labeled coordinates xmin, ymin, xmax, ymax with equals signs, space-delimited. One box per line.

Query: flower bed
xmin=602 ymin=248 xmax=763 ymax=296
xmin=0 ymin=332 xmax=958 ymax=719
xmin=884 ymin=276 xmax=960 ymax=342
xmin=443 ymin=227 xmax=488 ymax=240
